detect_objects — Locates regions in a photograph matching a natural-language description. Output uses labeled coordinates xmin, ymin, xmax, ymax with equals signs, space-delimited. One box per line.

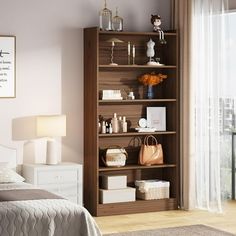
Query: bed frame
xmin=0 ymin=145 xmax=17 ymax=169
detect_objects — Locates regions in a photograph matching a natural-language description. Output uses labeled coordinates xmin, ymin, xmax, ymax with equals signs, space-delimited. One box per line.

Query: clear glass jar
xmin=112 ymin=7 xmax=123 ymax=31
xmin=99 ymin=0 xmax=112 ymax=31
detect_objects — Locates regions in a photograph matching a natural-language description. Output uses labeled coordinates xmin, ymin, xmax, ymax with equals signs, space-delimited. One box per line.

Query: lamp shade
xmin=36 ymin=115 xmax=66 ymax=137
xmin=106 ymin=37 xmax=124 ymax=43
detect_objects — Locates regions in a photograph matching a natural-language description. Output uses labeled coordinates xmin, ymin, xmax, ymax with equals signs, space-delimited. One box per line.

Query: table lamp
xmin=36 ymin=115 xmax=66 ymax=165
xmin=106 ymin=37 xmax=124 ymax=65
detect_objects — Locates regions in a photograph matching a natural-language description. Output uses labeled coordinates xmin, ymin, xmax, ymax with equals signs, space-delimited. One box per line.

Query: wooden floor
xmin=95 ymin=200 xmax=236 ymax=235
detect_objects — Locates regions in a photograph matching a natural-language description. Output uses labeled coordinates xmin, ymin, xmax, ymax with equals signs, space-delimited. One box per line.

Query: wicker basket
xmin=135 ymin=180 xmax=169 ymax=200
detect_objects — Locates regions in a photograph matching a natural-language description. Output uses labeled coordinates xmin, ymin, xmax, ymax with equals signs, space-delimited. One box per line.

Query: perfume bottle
xmin=111 ymin=113 xmax=119 ymax=133
xmin=112 ymin=7 xmax=123 ymax=31
xmin=122 ymin=116 xmax=127 ymax=133
xmin=101 ymin=121 xmax=106 ymax=134
xmin=99 ymin=0 xmax=112 ymax=31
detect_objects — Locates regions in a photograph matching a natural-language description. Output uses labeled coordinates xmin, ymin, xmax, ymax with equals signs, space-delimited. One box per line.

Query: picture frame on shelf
xmin=146 ymin=107 xmax=166 ymax=131
xmin=0 ymin=35 xmax=16 ymax=98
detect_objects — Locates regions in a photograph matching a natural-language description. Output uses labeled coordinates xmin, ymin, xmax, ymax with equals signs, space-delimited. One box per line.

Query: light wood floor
xmin=95 ymin=200 xmax=236 ymax=235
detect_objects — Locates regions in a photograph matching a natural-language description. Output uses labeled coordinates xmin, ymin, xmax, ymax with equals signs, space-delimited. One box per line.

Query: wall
xmin=229 ymin=0 xmax=236 ymax=10
xmin=0 ymin=0 xmax=171 ymax=164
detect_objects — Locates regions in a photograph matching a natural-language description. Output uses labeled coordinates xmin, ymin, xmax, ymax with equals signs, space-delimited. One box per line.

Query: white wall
xmin=0 ymin=0 xmax=171 ymax=164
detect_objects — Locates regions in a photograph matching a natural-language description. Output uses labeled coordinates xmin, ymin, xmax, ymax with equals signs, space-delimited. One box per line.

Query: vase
xmin=147 ymin=85 xmax=154 ymax=99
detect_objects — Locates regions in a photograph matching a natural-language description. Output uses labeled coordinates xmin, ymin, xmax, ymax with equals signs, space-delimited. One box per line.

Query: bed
xmin=0 ymin=145 xmax=101 ymax=236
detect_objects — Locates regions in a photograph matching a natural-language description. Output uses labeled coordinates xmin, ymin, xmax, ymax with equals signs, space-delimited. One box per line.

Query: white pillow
xmin=0 ymin=168 xmax=25 ymax=183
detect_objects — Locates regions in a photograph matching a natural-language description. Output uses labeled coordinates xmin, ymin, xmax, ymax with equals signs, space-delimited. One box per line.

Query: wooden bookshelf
xmin=84 ymin=27 xmax=179 ymax=216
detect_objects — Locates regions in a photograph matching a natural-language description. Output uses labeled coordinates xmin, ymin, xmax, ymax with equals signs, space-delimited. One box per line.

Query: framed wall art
xmin=0 ymin=36 xmax=16 ymax=98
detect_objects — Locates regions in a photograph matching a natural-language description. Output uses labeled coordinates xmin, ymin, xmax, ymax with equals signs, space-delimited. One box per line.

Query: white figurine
xmin=146 ymin=39 xmax=158 ymax=65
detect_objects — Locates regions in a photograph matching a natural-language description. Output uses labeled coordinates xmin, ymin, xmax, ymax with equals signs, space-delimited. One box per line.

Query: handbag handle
xmin=143 ymin=135 xmax=158 ymax=146
xmin=128 ymin=136 xmax=142 ymax=147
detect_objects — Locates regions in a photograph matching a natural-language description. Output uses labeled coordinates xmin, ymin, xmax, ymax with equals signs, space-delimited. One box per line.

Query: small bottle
xmin=128 ymin=91 xmax=135 ymax=100
xmin=112 ymin=113 xmax=119 ymax=133
xmin=109 ymin=123 xmax=113 ymax=134
xmin=105 ymin=122 xmax=109 ymax=133
xmin=101 ymin=121 xmax=106 ymax=134
xmin=122 ymin=116 xmax=127 ymax=133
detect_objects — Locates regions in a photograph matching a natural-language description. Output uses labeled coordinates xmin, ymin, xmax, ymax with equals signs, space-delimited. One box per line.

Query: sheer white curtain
xmin=173 ymin=0 xmax=229 ymax=211
xmin=192 ymin=0 xmax=229 ymax=212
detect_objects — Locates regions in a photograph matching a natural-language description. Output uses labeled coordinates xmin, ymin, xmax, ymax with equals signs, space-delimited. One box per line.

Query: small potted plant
xmin=138 ymin=72 xmax=167 ymax=99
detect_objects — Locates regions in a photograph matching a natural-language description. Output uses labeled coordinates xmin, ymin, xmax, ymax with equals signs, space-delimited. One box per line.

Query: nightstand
xmin=22 ymin=163 xmax=83 ymax=205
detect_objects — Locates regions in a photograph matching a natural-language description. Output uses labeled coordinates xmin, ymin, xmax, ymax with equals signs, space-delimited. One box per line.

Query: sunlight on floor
xmin=95 ymin=200 xmax=236 ymax=234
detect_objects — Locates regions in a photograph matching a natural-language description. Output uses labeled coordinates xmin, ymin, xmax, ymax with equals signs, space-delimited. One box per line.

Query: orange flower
xmin=138 ymin=72 xmax=167 ymax=86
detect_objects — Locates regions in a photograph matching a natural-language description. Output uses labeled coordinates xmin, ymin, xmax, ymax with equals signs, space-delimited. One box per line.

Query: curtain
xmin=173 ymin=0 xmax=229 ymax=212
xmin=173 ymin=0 xmax=196 ymax=210
xmin=192 ymin=0 xmax=229 ymax=212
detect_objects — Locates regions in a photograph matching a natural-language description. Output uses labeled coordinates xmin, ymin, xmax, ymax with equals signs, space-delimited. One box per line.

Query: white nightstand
xmin=22 ymin=163 xmax=83 ymax=205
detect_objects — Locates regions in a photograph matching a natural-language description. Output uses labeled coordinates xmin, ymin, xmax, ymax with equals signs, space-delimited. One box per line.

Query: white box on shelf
xmin=102 ymin=90 xmax=123 ymax=100
xmin=101 ymin=175 xmax=127 ymax=190
xmin=146 ymin=107 xmax=166 ymax=131
xmin=99 ymin=187 xmax=136 ymax=204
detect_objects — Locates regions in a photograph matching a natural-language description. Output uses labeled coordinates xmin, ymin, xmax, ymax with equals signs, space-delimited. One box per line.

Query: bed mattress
xmin=0 ymin=182 xmax=101 ymax=236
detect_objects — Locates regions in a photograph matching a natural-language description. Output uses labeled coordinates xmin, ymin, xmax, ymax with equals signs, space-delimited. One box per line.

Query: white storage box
xmin=99 ymin=187 xmax=136 ymax=204
xmin=101 ymin=175 xmax=127 ymax=190
xmin=135 ymin=179 xmax=170 ymax=200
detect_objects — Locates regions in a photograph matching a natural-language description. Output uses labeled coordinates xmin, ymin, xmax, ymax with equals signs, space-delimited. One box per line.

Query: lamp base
xmin=109 ymin=62 xmax=118 ymax=66
xmin=46 ymin=139 xmax=58 ymax=165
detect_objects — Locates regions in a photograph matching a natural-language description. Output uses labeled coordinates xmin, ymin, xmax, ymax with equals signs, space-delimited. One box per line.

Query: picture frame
xmin=0 ymin=35 xmax=16 ymax=98
xmin=146 ymin=107 xmax=166 ymax=131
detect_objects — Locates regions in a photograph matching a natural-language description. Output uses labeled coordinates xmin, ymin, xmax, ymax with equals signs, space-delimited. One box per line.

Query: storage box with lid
xmin=101 ymin=175 xmax=127 ymax=190
xmin=135 ymin=179 xmax=170 ymax=200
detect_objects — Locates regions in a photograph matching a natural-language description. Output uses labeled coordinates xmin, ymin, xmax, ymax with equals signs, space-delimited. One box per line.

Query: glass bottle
xmin=112 ymin=7 xmax=123 ymax=31
xmin=99 ymin=0 xmax=112 ymax=31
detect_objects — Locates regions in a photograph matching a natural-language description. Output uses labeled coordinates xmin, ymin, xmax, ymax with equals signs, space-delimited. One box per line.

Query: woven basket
xmin=135 ymin=180 xmax=170 ymax=200
xmin=136 ymin=186 xmax=169 ymax=200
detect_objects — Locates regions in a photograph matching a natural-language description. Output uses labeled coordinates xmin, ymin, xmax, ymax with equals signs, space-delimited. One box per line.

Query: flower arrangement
xmin=138 ymin=72 xmax=167 ymax=86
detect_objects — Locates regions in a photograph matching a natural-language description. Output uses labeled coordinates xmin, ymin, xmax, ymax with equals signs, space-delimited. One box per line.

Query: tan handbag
xmin=139 ymin=135 xmax=163 ymax=166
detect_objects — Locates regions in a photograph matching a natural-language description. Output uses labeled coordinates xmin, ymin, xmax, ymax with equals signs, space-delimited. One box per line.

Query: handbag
xmin=139 ymin=135 xmax=163 ymax=166
xmin=103 ymin=145 xmax=128 ymax=167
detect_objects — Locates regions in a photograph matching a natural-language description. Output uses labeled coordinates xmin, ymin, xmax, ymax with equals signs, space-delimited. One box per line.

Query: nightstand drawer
xmin=40 ymin=183 xmax=78 ymax=196
xmin=37 ymin=169 xmax=78 ymax=185
xmin=22 ymin=163 xmax=83 ymax=205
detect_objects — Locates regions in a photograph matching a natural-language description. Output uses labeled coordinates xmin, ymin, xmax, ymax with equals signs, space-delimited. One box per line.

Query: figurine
xmin=146 ymin=39 xmax=157 ymax=65
xmin=146 ymin=39 xmax=163 ymax=66
xmin=151 ymin=14 xmax=161 ymax=32
xmin=150 ymin=14 xmax=167 ymax=44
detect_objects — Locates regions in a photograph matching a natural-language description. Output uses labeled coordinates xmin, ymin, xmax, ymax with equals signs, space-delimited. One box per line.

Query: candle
xmin=132 ymin=45 xmax=135 ymax=58
xmin=128 ymin=42 xmax=131 ymax=56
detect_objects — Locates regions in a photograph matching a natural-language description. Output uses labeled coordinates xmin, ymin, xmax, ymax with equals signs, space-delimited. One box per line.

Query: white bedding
xmin=0 ymin=182 xmax=101 ymax=236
